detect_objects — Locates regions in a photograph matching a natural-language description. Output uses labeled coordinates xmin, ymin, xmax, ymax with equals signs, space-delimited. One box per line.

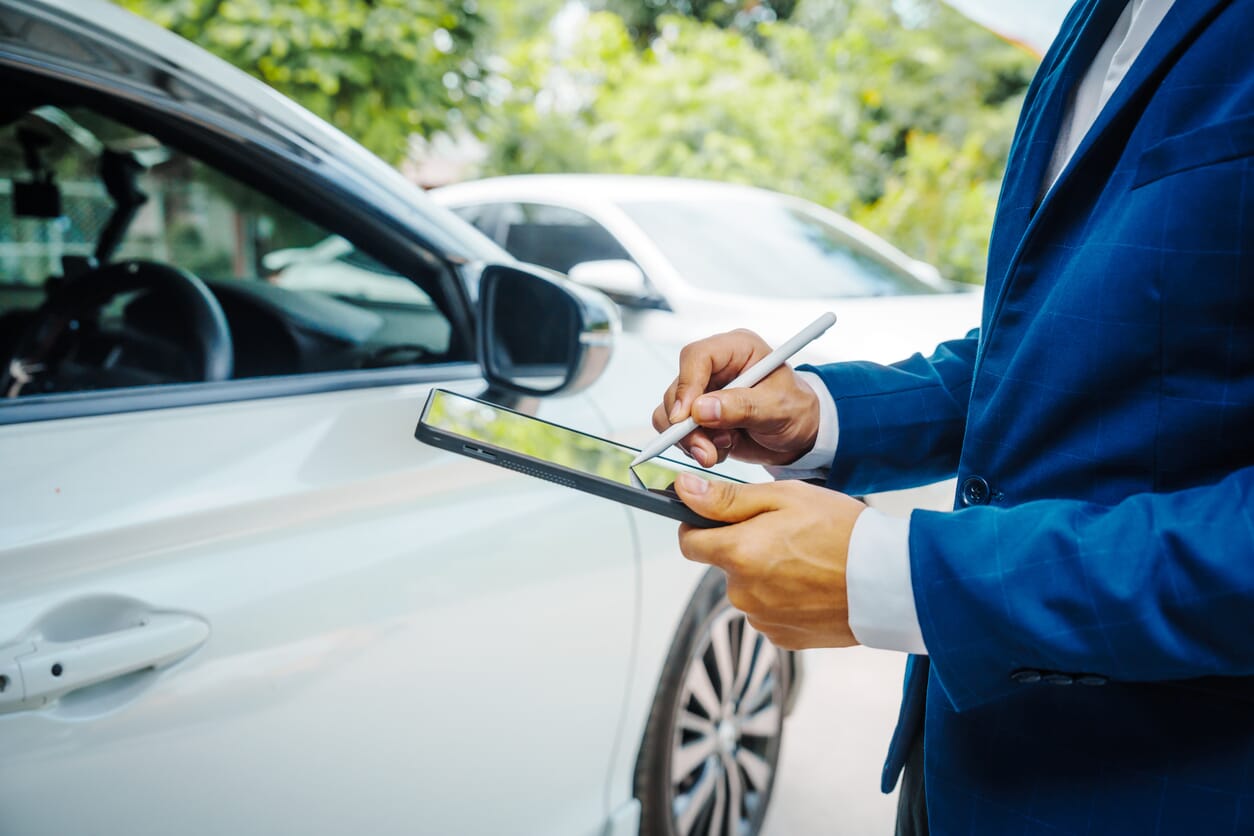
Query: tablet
xmin=415 ymin=388 xmax=740 ymax=528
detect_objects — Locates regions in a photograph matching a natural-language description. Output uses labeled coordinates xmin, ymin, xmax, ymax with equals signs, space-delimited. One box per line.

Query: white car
xmin=0 ymin=3 xmax=795 ymax=835
xmin=430 ymin=175 xmax=984 ymax=367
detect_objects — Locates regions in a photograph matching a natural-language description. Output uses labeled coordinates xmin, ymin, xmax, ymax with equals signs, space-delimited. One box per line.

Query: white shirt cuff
xmin=763 ymin=370 xmax=839 ymax=480
xmin=846 ymin=507 xmax=928 ymax=654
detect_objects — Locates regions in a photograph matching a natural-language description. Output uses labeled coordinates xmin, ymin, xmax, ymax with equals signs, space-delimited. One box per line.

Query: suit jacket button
xmin=1011 ymin=669 xmax=1041 ymax=684
xmin=1043 ymin=673 xmax=1075 ymax=685
xmin=1077 ymin=674 xmax=1108 ymax=686
xmin=960 ymin=476 xmax=991 ymax=506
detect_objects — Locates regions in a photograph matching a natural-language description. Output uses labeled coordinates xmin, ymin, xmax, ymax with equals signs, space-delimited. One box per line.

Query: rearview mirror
xmin=567 ymin=259 xmax=650 ymax=302
xmin=478 ymin=264 xmax=618 ymax=397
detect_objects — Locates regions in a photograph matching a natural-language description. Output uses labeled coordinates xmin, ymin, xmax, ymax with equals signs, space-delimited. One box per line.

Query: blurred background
xmin=115 ymin=0 xmax=1067 ymax=288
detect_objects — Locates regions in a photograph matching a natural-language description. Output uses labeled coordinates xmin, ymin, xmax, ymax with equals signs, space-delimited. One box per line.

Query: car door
xmin=0 ymin=56 xmax=635 ymax=836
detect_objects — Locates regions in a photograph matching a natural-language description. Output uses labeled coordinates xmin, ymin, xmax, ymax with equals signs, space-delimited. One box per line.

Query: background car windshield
xmin=619 ymin=198 xmax=942 ymax=298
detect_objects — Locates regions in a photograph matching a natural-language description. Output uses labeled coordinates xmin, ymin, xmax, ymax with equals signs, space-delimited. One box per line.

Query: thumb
xmin=674 ymin=473 xmax=781 ymax=523
xmin=691 ymin=388 xmax=770 ymax=431
xmin=671 ymin=378 xmax=707 ymax=424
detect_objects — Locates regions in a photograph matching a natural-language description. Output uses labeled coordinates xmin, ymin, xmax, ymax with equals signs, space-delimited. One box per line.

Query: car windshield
xmin=618 ymin=197 xmax=942 ymax=298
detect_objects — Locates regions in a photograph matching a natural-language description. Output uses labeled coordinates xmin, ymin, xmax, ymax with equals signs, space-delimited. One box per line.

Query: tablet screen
xmin=423 ymin=389 xmax=735 ymax=494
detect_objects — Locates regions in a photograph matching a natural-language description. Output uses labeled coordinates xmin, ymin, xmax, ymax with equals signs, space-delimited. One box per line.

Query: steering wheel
xmin=1 ymin=260 xmax=234 ymax=398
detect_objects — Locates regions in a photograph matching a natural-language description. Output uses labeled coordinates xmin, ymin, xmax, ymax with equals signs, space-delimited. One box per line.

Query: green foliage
xmin=477 ymin=0 xmax=1038 ymax=283
xmin=479 ymin=13 xmax=859 ymax=206
xmin=119 ymin=0 xmax=1039 ymax=285
xmin=851 ymin=130 xmax=1009 ymax=285
xmin=599 ymin=0 xmax=800 ymax=42
xmin=118 ymin=0 xmax=486 ymax=164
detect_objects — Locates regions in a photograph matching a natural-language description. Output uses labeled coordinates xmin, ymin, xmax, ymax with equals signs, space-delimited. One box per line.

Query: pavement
xmin=761 ymin=646 xmax=905 ymax=835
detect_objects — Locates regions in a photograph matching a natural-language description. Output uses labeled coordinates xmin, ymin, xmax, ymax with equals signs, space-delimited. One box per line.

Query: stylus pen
xmin=630 ymin=311 xmax=837 ymax=468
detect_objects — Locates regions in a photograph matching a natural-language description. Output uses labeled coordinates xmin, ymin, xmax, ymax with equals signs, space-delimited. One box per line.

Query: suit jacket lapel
xmin=984 ymin=0 xmax=1124 ymax=298
xmin=982 ymin=0 xmax=1233 ymax=346
xmin=1029 ymin=0 xmax=1234 ymax=232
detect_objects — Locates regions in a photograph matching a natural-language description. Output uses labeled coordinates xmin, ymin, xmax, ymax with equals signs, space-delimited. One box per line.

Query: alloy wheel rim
xmin=669 ymin=605 xmax=784 ymax=836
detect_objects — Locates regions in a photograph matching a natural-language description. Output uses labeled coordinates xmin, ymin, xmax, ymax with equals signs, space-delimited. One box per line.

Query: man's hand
xmin=674 ymin=473 xmax=866 ymax=650
xmin=652 ymin=329 xmax=820 ymax=467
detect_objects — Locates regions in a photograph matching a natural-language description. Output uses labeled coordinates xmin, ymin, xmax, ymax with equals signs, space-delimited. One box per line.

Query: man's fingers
xmin=672 ymin=373 xmax=712 ymax=425
xmin=652 ymin=401 xmax=719 ymax=463
xmin=686 ymin=435 xmax=719 ymax=467
xmin=672 ymin=331 xmax=769 ymax=423
xmin=651 ymin=401 xmax=669 ymax=434
xmin=691 ymin=386 xmax=773 ymax=431
xmin=655 ymin=380 xmax=680 ymax=428
xmin=672 ymin=338 xmax=719 ymax=422
xmin=677 ymin=521 xmax=733 ymax=569
xmin=652 ymin=330 xmax=776 ymax=467
xmin=674 ymin=473 xmax=782 ymax=523
xmin=674 ymin=477 xmax=778 ymax=571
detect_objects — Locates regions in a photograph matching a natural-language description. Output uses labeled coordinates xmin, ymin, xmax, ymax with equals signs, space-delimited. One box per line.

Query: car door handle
xmin=0 ymin=612 xmax=209 ymax=713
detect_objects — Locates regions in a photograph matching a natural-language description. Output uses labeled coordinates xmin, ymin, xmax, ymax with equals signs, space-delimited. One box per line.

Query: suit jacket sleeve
xmin=910 ymin=464 xmax=1254 ymax=712
xmin=799 ymin=329 xmax=979 ymax=496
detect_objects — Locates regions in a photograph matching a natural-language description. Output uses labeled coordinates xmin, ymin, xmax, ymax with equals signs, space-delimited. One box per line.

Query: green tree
xmin=479 ymin=14 xmax=857 ymax=205
xmin=118 ymin=0 xmax=487 ymax=164
xmin=599 ymin=0 xmax=800 ymax=42
xmin=476 ymin=0 xmax=1037 ymax=283
xmin=120 ymin=0 xmax=1039 ymax=285
xmin=852 ymin=129 xmax=1011 ymax=284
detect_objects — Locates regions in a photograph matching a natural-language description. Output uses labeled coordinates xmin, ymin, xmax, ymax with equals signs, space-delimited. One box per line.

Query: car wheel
xmin=635 ymin=568 xmax=786 ymax=836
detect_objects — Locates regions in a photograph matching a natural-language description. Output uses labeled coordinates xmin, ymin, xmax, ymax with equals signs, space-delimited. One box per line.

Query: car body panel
xmin=0 ymin=379 xmax=640 ymax=835
xmin=618 ymin=291 xmax=985 ymax=368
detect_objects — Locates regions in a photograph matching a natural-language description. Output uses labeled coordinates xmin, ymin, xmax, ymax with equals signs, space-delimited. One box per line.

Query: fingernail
xmin=669 ymin=402 xmax=685 ymax=423
xmin=677 ymin=472 xmax=710 ymax=495
xmin=694 ymin=396 xmax=720 ymax=422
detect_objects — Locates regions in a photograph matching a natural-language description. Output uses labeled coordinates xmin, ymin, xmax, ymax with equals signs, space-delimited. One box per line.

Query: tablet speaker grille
xmin=500 ymin=459 xmax=577 ymax=489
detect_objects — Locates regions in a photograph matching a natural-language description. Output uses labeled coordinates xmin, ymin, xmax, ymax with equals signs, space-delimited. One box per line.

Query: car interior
xmin=0 ymin=97 xmax=459 ymax=402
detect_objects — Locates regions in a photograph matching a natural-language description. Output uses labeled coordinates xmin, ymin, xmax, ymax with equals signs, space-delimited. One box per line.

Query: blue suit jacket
xmin=806 ymin=0 xmax=1254 ymax=831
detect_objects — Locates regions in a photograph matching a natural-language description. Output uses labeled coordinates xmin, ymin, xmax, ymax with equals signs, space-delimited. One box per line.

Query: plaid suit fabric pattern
xmin=808 ymin=0 xmax=1254 ymax=831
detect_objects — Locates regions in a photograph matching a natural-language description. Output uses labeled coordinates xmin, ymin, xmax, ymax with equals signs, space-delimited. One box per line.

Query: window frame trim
xmin=0 ymin=362 xmax=483 ymax=425
xmin=0 ymin=53 xmax=492 ymax=425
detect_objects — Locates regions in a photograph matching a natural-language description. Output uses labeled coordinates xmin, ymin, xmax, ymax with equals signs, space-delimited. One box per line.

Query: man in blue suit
xmin=652 ymin=0 xmax=1254 ymax=831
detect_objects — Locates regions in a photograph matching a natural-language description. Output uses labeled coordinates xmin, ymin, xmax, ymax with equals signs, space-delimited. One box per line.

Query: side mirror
xmin=567 ymin=259 xmax=650 ymax=302
xmin=478 ymin=263 xmax=618 ymax=397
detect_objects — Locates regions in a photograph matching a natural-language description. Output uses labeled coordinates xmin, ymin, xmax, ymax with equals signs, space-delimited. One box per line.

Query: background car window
xmin=450 ymin=203 xmax=498 ymax=240
xmin=618 ymin=197 xmax=942 ymax=298
xmin=0 ymin=106 xmax=453 ymax=395
xmin=496 ymin=203 xmax=635 ymax=274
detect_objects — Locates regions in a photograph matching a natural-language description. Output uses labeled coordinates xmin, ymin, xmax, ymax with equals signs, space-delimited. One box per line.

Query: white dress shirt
xmin=775 ymin=0 xmax=1177 ymax=654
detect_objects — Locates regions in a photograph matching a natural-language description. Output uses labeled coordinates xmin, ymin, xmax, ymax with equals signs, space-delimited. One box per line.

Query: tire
xmin=635 ymin=568 xmax=788 ymax=836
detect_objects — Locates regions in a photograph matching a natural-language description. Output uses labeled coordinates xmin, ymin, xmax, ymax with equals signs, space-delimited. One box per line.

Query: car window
xmin=0 ymin=106 xmax=453 ymax=398
xmin=450 ymin=204 xmax=498 ymax=241
xmin=617 ymin=197 xmax=942 ymax=298
xmin=496 ymin=203 xmax=635 ymax=274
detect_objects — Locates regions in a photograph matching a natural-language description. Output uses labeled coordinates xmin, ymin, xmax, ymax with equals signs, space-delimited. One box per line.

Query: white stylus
xmin=629 ymin=311 xmax=837 ymax=468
